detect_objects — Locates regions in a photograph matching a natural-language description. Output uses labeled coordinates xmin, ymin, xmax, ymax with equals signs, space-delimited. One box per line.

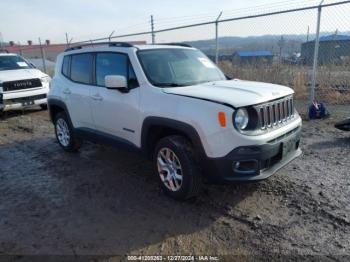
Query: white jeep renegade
xmin=48 ymin=42 xmax=302 ymax=200
xmin=0 ymin=52 xmax=50 ymax=112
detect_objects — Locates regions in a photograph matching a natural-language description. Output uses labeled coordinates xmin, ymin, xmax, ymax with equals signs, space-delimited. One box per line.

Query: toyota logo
xmin=14 ymin=81 xmax=32 ymax=88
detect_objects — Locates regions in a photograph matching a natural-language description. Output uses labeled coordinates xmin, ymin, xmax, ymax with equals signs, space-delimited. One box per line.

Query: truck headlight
xmin=234 ymin=108 xmax=249 ymax=130
xmin=41 ymin=76 xmax=51 ymax=85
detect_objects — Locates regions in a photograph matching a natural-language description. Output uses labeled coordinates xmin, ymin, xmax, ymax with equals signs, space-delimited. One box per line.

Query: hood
xmin=163 ymin=79 xmax=294 ymax=108
xmin=0 ymin=69 xmax=47 ymax=83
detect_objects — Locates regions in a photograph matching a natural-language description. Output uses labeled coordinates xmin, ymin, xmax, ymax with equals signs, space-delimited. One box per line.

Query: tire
xmin=54 ymin=112 xmax=81 ymax=152
xmin=40 ymin=104 xmax=48 ymax=110
xmin=153 ymin=135 xmax=202 ymax=200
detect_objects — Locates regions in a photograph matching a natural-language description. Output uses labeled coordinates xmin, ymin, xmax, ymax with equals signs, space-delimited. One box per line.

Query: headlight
xmin=41 ymin=76 xmax=51 ymax=85
xmin=234 ymin=108 xmax=249 ymax=130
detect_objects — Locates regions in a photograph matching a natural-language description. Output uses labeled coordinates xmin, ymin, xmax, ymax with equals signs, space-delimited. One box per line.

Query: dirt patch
xmin=0 ymin=106 xmax=349 ymax=259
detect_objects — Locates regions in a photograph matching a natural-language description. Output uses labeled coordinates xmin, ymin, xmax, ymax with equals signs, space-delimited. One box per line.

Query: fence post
xmin=215 ymin=11 xmax=223 ymax=65
xmin=151 ymin=15 xmax=155 ymax=44
xmin=17 ymin=42 xmax=23 ymax=56
xmin=310 ymin=1 xmax=324 ymax=104
xmin=38 ymin=37 xmax=47 ymax=73
xmin=65 ymin=33 xmax=69 ymax=48
xmin=108 ymin=30 xmax=115 ymax=43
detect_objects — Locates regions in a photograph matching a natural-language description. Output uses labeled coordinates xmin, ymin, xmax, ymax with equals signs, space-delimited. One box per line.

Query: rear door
xmin=62 ymin=53 xmax=94 ymax=129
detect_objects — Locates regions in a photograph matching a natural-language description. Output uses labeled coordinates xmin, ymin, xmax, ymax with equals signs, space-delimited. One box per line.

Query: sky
xmin=0 ymin=0 xmax=348 ymax=44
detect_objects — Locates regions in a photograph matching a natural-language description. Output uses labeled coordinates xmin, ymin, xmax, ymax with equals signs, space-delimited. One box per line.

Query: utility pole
xmin=278 ymin=35 xmax=285 ymax=64
xmin=215 ymin=11 xmax=223 ymax=65
xmin=310 ymin=0 xmax=324 ymax=104
xmin=38 ymin=37 xmax=47 ymax=73
xmin=151 ymin=15 xmax=155 ymax=44
xmin=306 ymin=26 xmax=310 ymax=42
xmin=65 ymin=32 xmax=69 ymax=48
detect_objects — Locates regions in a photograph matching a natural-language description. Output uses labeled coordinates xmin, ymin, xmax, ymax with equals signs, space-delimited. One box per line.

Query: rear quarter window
xmin=62 ymin=56 xmax=70 ymax=77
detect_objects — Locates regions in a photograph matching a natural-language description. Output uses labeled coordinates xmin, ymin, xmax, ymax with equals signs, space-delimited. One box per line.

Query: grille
xmin=256 ymin=96 xmax=294 ymax=130
xmin=2 ymin=78 xmax=42 ymax=92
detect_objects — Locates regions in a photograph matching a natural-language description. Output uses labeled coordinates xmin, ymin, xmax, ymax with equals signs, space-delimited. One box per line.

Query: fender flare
xmin=141 ymin=116 xmax=207 ymax=160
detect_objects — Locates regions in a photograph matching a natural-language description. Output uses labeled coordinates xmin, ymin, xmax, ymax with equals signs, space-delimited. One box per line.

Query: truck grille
xmin=2 ymin=78 xmax=42 ymax=92
xmin=256 ymin=96 xmax=295 ymax=130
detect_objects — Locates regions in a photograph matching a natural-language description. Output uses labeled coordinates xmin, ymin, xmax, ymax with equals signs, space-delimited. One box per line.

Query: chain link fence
xmin=2 ymin=0 xmax=349 ymax=105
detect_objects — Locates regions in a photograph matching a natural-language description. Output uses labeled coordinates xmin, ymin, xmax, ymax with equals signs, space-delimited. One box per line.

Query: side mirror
xmin=105 ymin=75 xmax=127 ymax=90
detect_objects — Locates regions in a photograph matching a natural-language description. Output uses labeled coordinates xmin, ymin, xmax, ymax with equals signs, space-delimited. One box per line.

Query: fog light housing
xmin=233 ymin=160 xmax=259 ymax=175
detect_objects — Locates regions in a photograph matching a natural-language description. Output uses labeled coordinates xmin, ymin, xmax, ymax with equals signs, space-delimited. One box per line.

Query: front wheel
xmin=154 ymin=135 xmax=202 ymax=200
xmin=54 ymin=112 xmax=81 ymax=152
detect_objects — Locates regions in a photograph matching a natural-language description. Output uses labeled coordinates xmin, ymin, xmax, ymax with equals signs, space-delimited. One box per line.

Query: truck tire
xmin=154 ymin=135 xmax=202 ymax=200
xmin=54 ymin=112 xmax=81 ymax=152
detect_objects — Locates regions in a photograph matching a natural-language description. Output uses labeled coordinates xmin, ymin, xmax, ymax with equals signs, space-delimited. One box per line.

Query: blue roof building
xmin=301 ymin=34 xmax=350 ymax=65
xmin=319 ymin=34 xmax=350 ymax=42
xmin=233 ymin=50 xmax=274 ymax=65
xmin=235 ymin=50 xmax=273 ymax=57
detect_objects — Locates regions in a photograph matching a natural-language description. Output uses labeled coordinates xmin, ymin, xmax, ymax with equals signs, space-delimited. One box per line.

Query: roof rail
xmin=159 ymin=43 xmax=193 ymax=48
xmin=65 ymin=42 xmax=134 ymax=52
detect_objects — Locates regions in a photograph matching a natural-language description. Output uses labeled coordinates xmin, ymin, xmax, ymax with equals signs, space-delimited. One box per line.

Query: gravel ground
xmin=0 ymin=103 xmax=349 ymax=261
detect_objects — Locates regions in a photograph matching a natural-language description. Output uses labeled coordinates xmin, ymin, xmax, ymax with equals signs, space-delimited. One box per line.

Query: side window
xmin=62 ymin=56 xmax=70 ymax=78
xmin=96 ymin=53 xmax=127 ymax=86
xmin=70 ymin=53 xmax=93 ymax=84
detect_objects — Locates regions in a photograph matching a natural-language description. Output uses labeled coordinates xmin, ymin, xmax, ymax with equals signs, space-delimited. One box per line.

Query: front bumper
xmin=202 ymin=126 xmax=302 ymax=182
xmin=0 ymin=93 xmax=47 ymax=111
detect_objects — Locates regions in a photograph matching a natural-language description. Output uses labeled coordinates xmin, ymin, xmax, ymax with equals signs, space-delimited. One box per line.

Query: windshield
xmin=137 ymin=48 xmax=226 ymax=87
xmin=0 ymin=55 xmax=32 ymax=71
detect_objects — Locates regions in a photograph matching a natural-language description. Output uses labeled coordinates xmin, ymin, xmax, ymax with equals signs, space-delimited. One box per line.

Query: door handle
xmin=91 ymin=94 xmax=103 ymax=101
xmin=62 ymin=88 xmax=71 ymax=95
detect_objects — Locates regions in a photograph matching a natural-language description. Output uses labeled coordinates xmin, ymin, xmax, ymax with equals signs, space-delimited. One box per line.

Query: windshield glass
xmin=137 ymin=48 xmax=226 ymax=87
xmin=0 ymin=55 xmax=32 ymax=71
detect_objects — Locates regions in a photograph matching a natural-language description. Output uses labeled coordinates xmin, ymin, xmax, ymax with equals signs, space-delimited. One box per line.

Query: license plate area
xmin=283 ymin=137 xmax=296 ymax=157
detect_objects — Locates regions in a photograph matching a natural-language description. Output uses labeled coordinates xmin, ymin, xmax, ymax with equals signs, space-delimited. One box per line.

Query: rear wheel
xmin=154 ymin=135 xmax=202 ymax=200
xmin=54 ymin=112 xmax=81 ymax=152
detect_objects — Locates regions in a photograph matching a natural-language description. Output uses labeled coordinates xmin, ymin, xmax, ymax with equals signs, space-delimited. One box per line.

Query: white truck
xmin=0 ymin=52 xmax=50 ymax=113
xmin=48 ymin=42 xmax=302 ymax=200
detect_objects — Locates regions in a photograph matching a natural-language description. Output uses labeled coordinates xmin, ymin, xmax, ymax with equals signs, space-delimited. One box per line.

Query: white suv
xmin=48 ymin=42 xmax=302 ymax=200
xmin=0 ymin=52 xmax=50 ymax=112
